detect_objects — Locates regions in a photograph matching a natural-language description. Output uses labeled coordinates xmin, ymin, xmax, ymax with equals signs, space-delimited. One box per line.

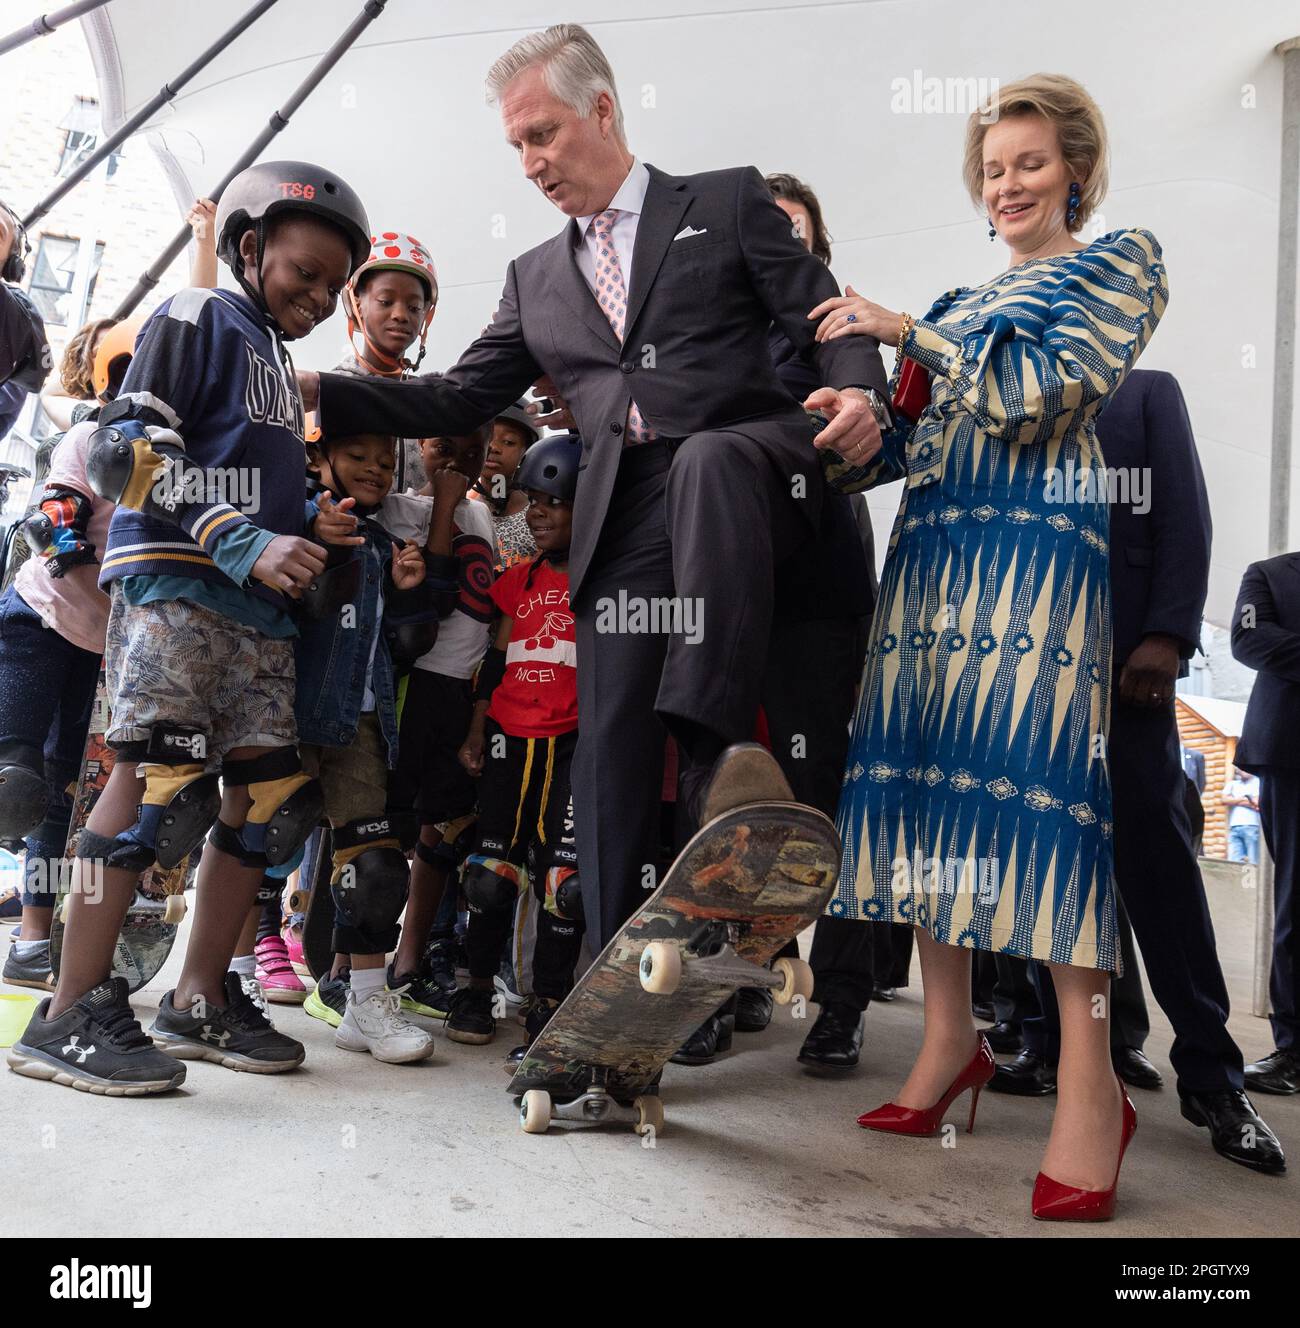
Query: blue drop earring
xmin=987 ymin=215 xmax=997 ymax=241
xmin=1067 ymin=181 xmax=1080 ymax=229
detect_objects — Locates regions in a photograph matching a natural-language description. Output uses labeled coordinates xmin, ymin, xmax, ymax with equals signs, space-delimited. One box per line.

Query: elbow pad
xmin=383 ymin=576 xmax=439 ymax=668
xmin=22 ymin=486 xmax=97 ymax=577
xmin=86 ymin=419 xmax=187 ymax=519
xmin=473 ymin=646 xmax=507 ymax=705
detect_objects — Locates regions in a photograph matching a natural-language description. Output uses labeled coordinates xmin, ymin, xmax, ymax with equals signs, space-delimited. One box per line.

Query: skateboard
xmin=287 ymin=825 xmax=335 ymax=982
xmin=508 ymin=799 xmax=839 ymax=1135
xmin=49 ymin=669 xmax=195 ymax=993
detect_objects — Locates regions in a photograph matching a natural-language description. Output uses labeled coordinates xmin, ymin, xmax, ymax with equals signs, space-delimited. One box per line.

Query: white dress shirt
xmin=574 ymin=159 xmax=650 ymax=297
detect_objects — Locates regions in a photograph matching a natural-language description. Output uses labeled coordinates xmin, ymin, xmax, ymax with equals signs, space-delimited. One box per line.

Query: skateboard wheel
xmin=773 ymin=957 xmax=814 ymax=1005
xmin=163 ymin=894 xmax=187 ymax=926
xmin=520 ymin=1089 xmax=552 ymax=1134
xmin=287 ymin=888 xmax=311 ymax=915
xmin=634 ymin=1095 xmax=664 ymax=1137
xmin=638 ymin=941 xmax=682 ymax=996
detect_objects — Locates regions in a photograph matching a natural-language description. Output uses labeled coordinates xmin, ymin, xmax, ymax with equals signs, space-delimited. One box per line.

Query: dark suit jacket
xmin=1095 ymin=369 xmax=1211 ymax=678
xmin=1182 ymin=746 xmax=1206 ymax=794
xmin=318 ymin=163 xmax=888 ymax=595
xmin=1232 ymin=552 xmax=1300 ymax=771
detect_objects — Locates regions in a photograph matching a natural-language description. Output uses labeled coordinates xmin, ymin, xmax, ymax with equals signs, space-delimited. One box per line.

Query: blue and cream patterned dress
xmin=825 ymin=229 xmax=1168 ymax=972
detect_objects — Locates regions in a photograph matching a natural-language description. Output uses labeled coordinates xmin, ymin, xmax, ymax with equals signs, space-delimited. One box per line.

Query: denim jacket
xmin=293 ymin=507 xmax=433 ymax=766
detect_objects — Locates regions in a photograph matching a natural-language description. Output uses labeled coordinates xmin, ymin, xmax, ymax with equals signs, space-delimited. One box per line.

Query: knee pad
xmin=254 ymin=873 xmax=282 ymax=907
xmin=462 ymin=854 xmax=523 ymax=914
xmin=436 ymin=813 xmax=478 ymax=867
xmin=330 ymin=817 xmax=408 ymax=935
xmin=543 ymin=866 xmax=584 ymax=923
xmin=223 ymin=748 xmax=323 ymax=867
xmin=109 ymin=726 xmax=221 ymax=870
xmin=0 ymin=739 xmax=47 ymax=847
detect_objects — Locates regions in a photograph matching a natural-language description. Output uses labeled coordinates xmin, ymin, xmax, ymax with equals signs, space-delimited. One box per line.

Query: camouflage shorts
xmin=104 ymin=588 xmax=298 ymax=763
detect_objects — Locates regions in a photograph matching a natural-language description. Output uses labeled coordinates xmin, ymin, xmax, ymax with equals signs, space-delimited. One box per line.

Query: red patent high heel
xmin=1032 ymin=1083 xmax=1137 ymax=1222
xmin=856 ymin=1034 xmax=996 ymax=1136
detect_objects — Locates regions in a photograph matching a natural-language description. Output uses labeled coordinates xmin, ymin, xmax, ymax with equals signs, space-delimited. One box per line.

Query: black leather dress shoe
xmin=1179 ymin=1089 xmax=1287 ymax=1174
xmin=983 ymin=1020 xmax=1022 ymax=1054
xmin=1113 ymin=1045 xmax=1164 ymax=1090
xmin=986 ymin=1047 xmax=1057 ymax=1096
xmin=971 ymin=1000 xmax=996 ymax=1022
xmin=797 ymin=1002 xmax=864 ymax=1070
xmin=871 ymin=984 xmax=897 ymax=1002
xmin=1243 ymin=1048 xmax=1300 ymax=1095
xmin=735 ymin=986 xmax=774 ymax=1032
xmin=670 ymin=1008 xmax=736 ymax=1065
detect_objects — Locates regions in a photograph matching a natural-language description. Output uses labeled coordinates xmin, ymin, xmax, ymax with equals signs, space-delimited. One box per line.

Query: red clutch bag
xmin=892 ymin=356 xmax=932 ymax=423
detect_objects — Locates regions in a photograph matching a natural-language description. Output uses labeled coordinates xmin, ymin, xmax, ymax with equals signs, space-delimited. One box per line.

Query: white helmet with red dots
xmin=344 ymin=230 xmax=438 ymax=375
xmin=350 ymin=232 xmax=438 ymax=305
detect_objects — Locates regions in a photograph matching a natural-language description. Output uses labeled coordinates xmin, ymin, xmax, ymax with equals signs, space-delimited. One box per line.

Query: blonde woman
xmin=808 ymin=74 xmax=1168 ymax=1220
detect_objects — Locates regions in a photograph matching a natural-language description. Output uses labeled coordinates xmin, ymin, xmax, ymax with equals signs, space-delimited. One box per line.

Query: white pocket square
xmin=673 ymin=225 xmax=708 ymax=241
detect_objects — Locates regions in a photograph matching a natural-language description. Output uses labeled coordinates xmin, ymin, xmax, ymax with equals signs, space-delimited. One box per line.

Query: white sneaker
xmin=335 ymin=987 xmax=436 ymax=1064
xmin=238 ymin=973 xmax=269 ymax=1014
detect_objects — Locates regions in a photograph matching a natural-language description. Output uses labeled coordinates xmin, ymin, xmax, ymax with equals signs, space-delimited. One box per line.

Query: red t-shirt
xmin=487 ymin=558 xmax=577 ymax=737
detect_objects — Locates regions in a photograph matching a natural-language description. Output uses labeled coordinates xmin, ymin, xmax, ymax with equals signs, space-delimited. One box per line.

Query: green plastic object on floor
xmin=0 ymin=992 xmax=38 ymax=1048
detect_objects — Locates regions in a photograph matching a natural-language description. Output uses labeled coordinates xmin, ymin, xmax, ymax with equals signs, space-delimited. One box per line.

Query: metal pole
xmin=112 ymin=0 xmax=389 ymax=319
xmin=0 ymin=0 xmax=113 ymax=58
xmin=1253 ymin=36 xmax=1300 ymax=1018
xmin=21 ymin=0 xmax=282 ymax=230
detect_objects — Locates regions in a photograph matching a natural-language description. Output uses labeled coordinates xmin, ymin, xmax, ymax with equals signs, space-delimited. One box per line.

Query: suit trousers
xmin=1259 ymin=768 xmax=1300 ymax=1052
xmin=1025 ymin=700 xmax=1242 ymax=1091
xmin=572 ymin=434 xmax=809 ymax=949
xmin=760 ymin=612 xmax=878 ymax=1006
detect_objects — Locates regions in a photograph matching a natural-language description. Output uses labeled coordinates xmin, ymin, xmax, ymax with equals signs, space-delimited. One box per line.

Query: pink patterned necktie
xmin=590 ymin=207 xmax=655 ymax=444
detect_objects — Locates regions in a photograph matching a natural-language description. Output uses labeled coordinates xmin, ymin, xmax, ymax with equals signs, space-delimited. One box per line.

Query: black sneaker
xmin=3 ymin=938 xmax=54 ymax=991
xmin=505 ymin=995 xmax=560 ymax=1068
xmin=304 ymin=967 xmax=350 ymax=1028
xmin=388 ymin=961 xmax=453 ymax=1019
xmin=444 ymin=985 xmax=496 ymax=1045
xmin=6 ymin=976 xmax=186 ymax=1095
xmin=494 ymin=952 xmax=523 ymax=1008
xmin=422 ymin=939 xmax=461 ymax=1006
xmin=149 ymin=971 xmax=305 ymax=1073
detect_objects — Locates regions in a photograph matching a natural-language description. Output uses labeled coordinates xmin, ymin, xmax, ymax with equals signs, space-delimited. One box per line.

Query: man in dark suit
xmin=1180 ymin=744 xmax=1206 ymax=854
xmin=298 ymin=25 xmax=889 ymax=952
xmin=1232 ymin=551 xmax=1300 ymax=1095
xmin=991 ymin=369 xmax=1285 ymax=1174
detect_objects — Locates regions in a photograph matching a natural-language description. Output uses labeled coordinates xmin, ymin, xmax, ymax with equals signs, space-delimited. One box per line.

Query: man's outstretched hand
xmin=804 ymin=387 xmax=882 ymax=467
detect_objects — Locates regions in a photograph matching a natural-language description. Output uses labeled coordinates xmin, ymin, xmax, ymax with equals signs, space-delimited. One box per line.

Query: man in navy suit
xmin=992 ymin=369 xmax=1285 ymax=1174
xmin=1233 ymin=551 xmax=1300 ymax=1095
xmin=299 ymin=25 xmax=890 ymax=970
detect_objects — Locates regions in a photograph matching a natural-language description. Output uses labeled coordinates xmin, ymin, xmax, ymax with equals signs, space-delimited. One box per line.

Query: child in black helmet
xmin=452 ymin=433 xmax=585 ymax=1051
xmin=7 ymin=161 xmax=371 ymax=1097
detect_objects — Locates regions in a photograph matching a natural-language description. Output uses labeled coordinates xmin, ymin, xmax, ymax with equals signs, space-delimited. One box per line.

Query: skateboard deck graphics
xmin=508 ymin=802 xmax=838 ymax=1103
xmin=49 ymin=672 xmax=193 ymax=993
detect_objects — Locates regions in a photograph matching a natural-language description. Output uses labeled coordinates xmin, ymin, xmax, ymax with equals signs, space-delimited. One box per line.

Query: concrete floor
xmin=3 ymin=859 xmax=1295 ymax=1238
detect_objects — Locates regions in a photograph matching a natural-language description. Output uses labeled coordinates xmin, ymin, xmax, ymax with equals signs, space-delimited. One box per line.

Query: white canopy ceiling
xmin=78 ymin=0 xmax=1300 ymax=627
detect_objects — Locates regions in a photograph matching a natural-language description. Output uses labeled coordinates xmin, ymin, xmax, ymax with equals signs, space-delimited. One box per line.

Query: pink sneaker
xmin=284 ymin=925 xmax=310 ymax=979
xmin=255 ymin=935 xmax=307 ymax=1004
